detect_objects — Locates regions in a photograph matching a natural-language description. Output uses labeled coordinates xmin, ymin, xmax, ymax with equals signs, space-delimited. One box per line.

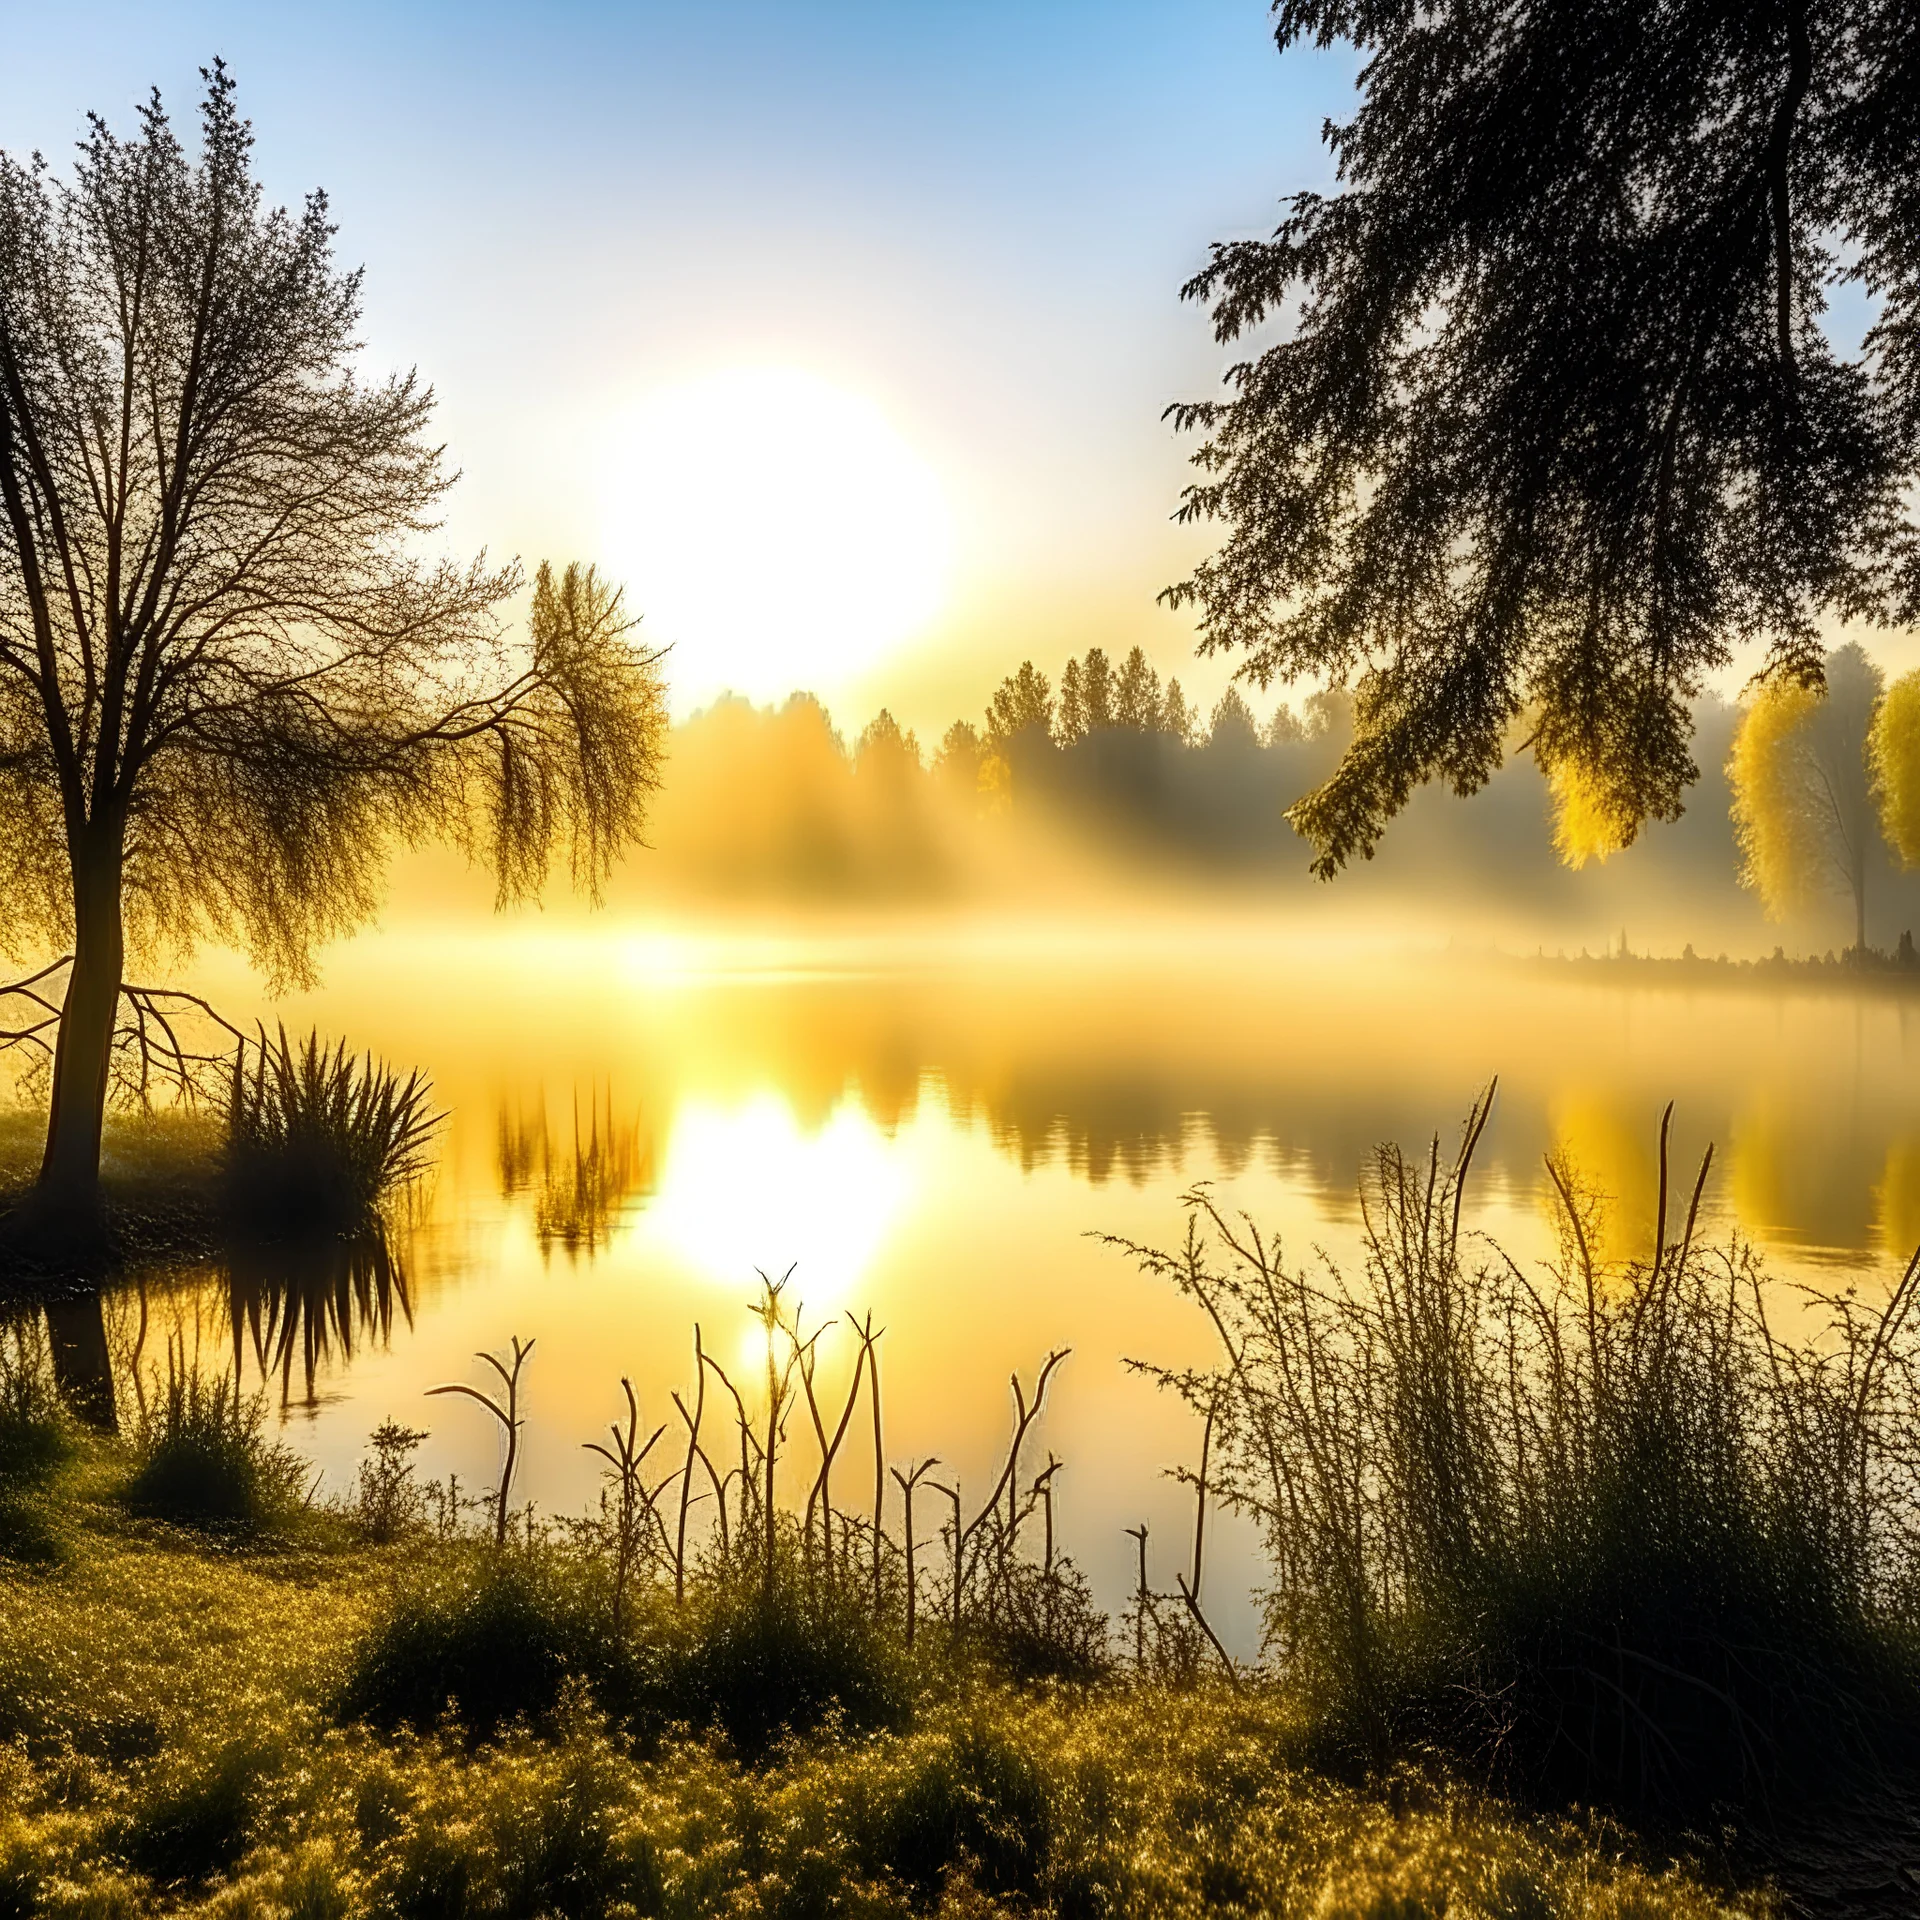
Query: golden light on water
xmin=647 ymin=1089 xmax=915 ymax=1315
xmin=598 ymin=367 xmax=953 ymax=712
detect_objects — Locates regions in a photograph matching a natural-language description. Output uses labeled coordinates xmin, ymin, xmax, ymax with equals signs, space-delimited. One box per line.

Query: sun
xmin=642 ymin=1089 xmax=912 ymax=1314
xmin=598 ymin=367 xmax=953 ymax=713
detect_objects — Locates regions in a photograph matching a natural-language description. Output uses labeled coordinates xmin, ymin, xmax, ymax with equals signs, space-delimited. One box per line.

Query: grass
xmin=0 ymin=1518 xmax=1747 ymax=1920
xmin=0 ymin=1361 xmax=1758 ymax=1918
xmin=1117 ymin=1089 xmax=1920 ymax=1829
xmin=338 ymin=1528 xmax=913 ymax=1753
xmin=335 ymin=1544 xmax=641 ymax=1740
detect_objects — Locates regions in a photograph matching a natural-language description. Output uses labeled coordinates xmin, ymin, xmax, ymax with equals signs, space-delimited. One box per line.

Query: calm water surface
xmin=85 ymin=924 xmax=1920 ymax=1646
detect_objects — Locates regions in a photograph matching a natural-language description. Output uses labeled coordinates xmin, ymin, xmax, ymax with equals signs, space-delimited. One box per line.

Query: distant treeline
xmin=635 ymin=646 xmax=1920 ymax=950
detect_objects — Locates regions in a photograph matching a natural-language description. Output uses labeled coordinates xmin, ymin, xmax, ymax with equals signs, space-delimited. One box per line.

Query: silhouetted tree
xmin=1208 ymin=687 xmax=1261 ymax=754
xmin=985 ymin=662 xmax=1053 ymax=747
xmin=854 ymin=708 xmax=921 ymax=778
xmin=0 ymin=69 xmax=666 ymax=1199
xmin=1114 ymin=647 xmax=1163 ymax=731
xmin=1162 ymin=678 xmax=1196 ymax=746
xmin=933 ymin=719 xmax=984 ymax=804
xmin=1167 ymin=1 xmax=1920 ymax=876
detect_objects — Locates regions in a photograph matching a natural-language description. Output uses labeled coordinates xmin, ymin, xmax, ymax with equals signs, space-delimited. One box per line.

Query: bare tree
xmin=0 ymin=67 xmax=666 ymax=1199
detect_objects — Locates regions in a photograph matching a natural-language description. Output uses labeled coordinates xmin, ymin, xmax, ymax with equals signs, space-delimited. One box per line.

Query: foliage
xmin=0 ymin=1318 xmax=71 ymax=1492
xmin=123 ymin=1736 xmax=280 ymax=1888
xmin=1166 ymin=0 xmax=1920 ymax=876
xmin=1871 ymin=667 xmax=1920 ymax=868
xmin=125 ymin=1359 xmax=309 ymax=1535
xmin=984 ymin=662 xmax=1054 ymax=748
xmin=1729 ymin=643 xmax=1886 ymax=944
xmin=0 ymin=1320 xmax=73 ymax=1564
xmin=223 ymin=1026 xmax=439 ymax=1241
xmin=1120 ymin=1095 xmax=1920 ymax=1824
xmin=1548 ymin=759 xmax=1634 ymax=871
xmin=0 ymin=1517 xmax=1748 ymax=1918
xmin=663 ymin=1539 xmax=914 ymax=1754
xmin=1729 ymin=678 xmax=1827 ymax=919
xmin=353 ymin=1423 xmax=430 ymax=1545
xmin=335 ymin=1547 xmax=637 ymax=1741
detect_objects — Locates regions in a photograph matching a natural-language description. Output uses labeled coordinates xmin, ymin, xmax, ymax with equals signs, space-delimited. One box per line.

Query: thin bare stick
xmin=805 ymin=1330 xmax=868 ymax=1573
xmin=1449 ymin=1076 xmax=1497 ymax=1253
xmin=1652 ymin=1100 xmax=1674 ymax=1276
xmin=1675 ymin=1142 xmax=1715 ymax=1273
xmin=428 ymin=1334 xmax=534 ymax=1547
xmin=674 ymin=1328 xmax=708 ymax=1604
xmin=930 ymin=1479 xmax=964 ymax=1631
xmin=852 ymin=1311 xmax=886 ymax=1608
xmin=1126 ymin=1522 xmax=1150 ymax=1669
xmin=1189 ymin=1396 xmax=1216 ymax=1602
xmin=583 ymin=1378 xmax=668 ymax=1632
xmin=891 ymin=1456 xmax=940 ymax=1649
xmin=1175 ymin=1571 xmax=1239 ymax=1686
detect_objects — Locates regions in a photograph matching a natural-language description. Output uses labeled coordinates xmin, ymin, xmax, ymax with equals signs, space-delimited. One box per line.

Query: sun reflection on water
xmin=646 ymin=1089 xmax=914 ymax=1314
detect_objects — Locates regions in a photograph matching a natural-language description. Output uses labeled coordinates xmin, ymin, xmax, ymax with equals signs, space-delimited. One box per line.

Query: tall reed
xmin=222 ymin=1025 xmax=438 ymax=1238
xmin=1120 ymin=1088 xmax=1920 ymax=1820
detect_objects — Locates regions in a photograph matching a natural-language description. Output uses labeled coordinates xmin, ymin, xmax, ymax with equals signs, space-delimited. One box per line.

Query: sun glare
xmin=644 ymin=1090 xmax=911 ymax=1314
xmin=599 ymin=368 xmax=953 ymax=713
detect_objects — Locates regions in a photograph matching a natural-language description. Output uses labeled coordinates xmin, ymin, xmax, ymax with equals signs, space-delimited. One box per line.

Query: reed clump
xmin=1120 ymin=1087 xmax=1920 ymax=1826
xmin=221 ymin=1025 xmax=438 ymax=1242
xmin=0 ymin=1319 xmax=74 ymax=1563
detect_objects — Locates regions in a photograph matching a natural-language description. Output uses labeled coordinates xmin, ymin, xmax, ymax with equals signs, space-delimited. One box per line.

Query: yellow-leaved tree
xmin=1871 ymin=672 xmax=1920 ymax=871
xmin=1548 ymin=759 xmax=1634 ymax=870
xmin=1728 ymin=646 xmax=1886 ymax=952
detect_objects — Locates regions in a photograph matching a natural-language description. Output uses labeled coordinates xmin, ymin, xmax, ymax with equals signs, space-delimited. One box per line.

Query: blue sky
xmin=2 ymin=4 xmax=1359 ymax=728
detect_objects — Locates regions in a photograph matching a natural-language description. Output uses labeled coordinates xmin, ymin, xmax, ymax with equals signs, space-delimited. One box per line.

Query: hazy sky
xmin=0 ymin=3 xmax=1359 ymax=731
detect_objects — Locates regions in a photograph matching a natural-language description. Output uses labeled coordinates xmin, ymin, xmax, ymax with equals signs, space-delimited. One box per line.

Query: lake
xmin=38 ymin=921 xmax=1920 ymax=1650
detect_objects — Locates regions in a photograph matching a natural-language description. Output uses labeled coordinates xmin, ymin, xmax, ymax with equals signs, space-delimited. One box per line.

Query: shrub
xmin=340 ymin=1536 xmax=916 ymax=1756
xmin=1120 ymin=1094 xmax=1920 ymax=1825
xmin=337 ymin=1549 xmax=639 ymax=1740
xmin=353 ymin=1421 xmax=429 ymax=1543
xmin=665 ymin=1554 xmax=913 ymax=1755
xmin=222 ymin=1026 xmax=438 ymax=1241
xmin=866 ymin=1713 xmax=1055 ymax=1903
xmin=964 ymin=1559 xmax=1109 ymax=1686
xmin=122 ymin=1738 xmax=273 ymax=1887
xmin=124 ymin=1359 xmax=309 ymax=1534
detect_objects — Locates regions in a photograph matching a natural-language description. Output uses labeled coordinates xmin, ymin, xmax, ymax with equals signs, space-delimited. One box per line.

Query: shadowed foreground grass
xmin=0 ymin=1458 xmax=1749 ymax=1919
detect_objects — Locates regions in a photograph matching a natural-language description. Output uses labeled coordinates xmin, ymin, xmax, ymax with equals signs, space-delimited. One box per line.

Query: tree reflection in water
xmin=498 ymin=1088 xmax=651 ymax=1258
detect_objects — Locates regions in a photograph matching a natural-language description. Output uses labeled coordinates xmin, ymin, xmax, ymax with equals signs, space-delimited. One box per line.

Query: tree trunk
xmin=38 ymin=827 xmax=126 ymax=1197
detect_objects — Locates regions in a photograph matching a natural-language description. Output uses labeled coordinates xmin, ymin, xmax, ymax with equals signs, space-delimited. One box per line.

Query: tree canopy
xmin=0 ymin=67 xmax=666 ymax=1191
xmin=1167 ymin=0 xmax=1920 ymax=877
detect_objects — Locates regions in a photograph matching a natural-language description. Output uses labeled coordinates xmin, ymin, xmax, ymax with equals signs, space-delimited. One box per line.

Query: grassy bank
xmin=0 ymin=1423 xmax=1752 ymax=1919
